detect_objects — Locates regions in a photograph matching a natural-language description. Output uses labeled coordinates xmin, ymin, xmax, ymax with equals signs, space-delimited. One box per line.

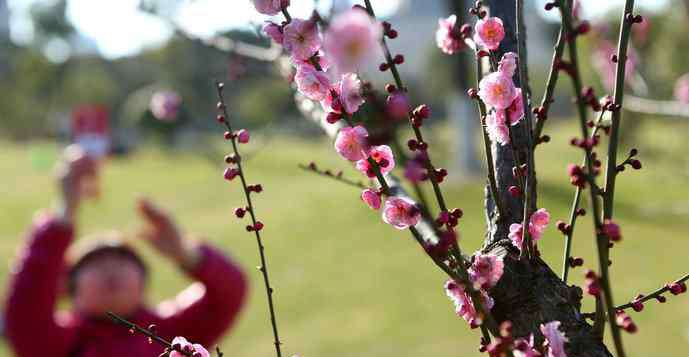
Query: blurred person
xmin=4 ymin=146 xmax=248 ymax=357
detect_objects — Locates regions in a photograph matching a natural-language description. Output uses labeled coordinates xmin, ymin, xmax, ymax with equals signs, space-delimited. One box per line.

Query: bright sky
xmin=7 ymin=0 xmax=670 ymax=60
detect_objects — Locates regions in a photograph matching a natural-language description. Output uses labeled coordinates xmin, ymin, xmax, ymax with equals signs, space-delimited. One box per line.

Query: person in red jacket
xmin=4 ymin=146 xmax=248 ymax=357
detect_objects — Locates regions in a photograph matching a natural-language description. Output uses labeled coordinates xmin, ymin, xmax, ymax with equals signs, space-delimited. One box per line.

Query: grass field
xmin=1 ymin=118 xmax=688 ymax=356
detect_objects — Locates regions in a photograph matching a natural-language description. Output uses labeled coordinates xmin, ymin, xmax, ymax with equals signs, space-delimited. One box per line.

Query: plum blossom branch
xmin=107 ymin=312 xmax=217 ymax=357
xmin=561 ymin=111 xmax=605 ymax=283
xmin=106 ymin=312 xmax=177 ymax=353
xmin=264 ymin=0 xmax=500 ymax=340
xmin=290 ymin=60 xmax=500 ymax=339
xmin=602 ymin=0 xmax=639 ymax=224
xmin=362 ymin=0 xmax=449 ymax=214
xmin=298 ymin=162 xmax=368 ymax=189
xmin=214 ymin=81 xmax=283 ymax=357
xmin=556 ymin=0 xmax=628 ymax=354
xmin=615 ymin=273 xmax=689 ymax=311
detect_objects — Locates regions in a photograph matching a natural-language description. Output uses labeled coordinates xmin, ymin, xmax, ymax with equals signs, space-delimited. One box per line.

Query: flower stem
xmin=601 ymin=0 xmax=636 ymax=281
xmin=615 ymin=273 xmax=689 ymax=310
xmin=562 ymin=112 xmax=605 ymax=282
xmin=298 ymin=163 xmax=369 ymax=189
xmin=556 ymin=1 xmax=626 ymax=355
xmin=106 ymin=312 xmax=197 ymax=357
xmin=215 ymin=82 xmax=283 ymax=357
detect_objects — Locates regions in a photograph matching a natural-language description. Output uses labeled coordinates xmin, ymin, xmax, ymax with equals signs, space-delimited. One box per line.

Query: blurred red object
xmin=71 ymin=105 xmax=110 ymax=159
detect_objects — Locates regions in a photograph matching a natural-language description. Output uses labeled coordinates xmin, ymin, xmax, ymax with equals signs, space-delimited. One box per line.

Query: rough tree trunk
xmin=482 ymin=1 xmax=612 ymax=355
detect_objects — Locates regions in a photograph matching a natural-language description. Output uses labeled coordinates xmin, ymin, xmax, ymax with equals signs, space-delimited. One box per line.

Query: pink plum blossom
xmin=340 ymin=73 xmax=365 ymax=113
xmin=334 ymin=125 xmax=369 ymax=161
xmin=237 ymin=129 xmax=250 ymax=144
xmin=444 ymin=280 xmax=494 ymax=328
xmin=485 ymin=112 xmax=510 ymax=146
xmin=674 ymin=73 xmax=689 ymax=103
xmin=294 ymin=64 xmax=331 ymax=101
xmin=283 ymin=18 xmax=321 ymax=61
xmin=150 ymin=91 xmax=181 ymax=121
xmin=478 ymin=71 xmax=516 ymax=110
xmin=361 ymin=189 xmax=381 ymax=210
xmin=468 ymin=253 xmax=504 ymax=290
xmin=509 ymin=208 xmax=550 ymax=252
xmin=356 ymin=145 xmax=395 ymax=177
xmin=509 ymin=223 xmax=524 ymax=252
xmin=540 ymin=321 xmax=569 ymax=357
xmin=320 ymin=84 xmax=341 ymax=113
xmin=324 ymin=8 xmax=382 ymax=73
xmin=386 ymin=91 xmax=411 ymax=119
xmin=262 ymin=22 xmax=284 ymax=44
xmin=498 ymin=52 xmax=518 ymax=77
xmin=436 ymin=15 xmax=465 ymax=55
xmin=382 ymin=196 xmax=420 ymax=229
xmin=251 ymin=0 xmax=289 ymax=15
xmin=291 ymin=51 xmax=331 ymax=71
xmin=474 ymin=17 xmax=505 ymax=51
xmin=592 ymin=39 xmax=637 ymax=91
xmin=529 ymin=208 xmax=550 ymax=241
xmin=508 ymin=88 xmax=525 ymax=124
xmin=514 ymin=335 xmax=542 ymax=357
xmin=170 ymin=337 xmax=210 ymax=357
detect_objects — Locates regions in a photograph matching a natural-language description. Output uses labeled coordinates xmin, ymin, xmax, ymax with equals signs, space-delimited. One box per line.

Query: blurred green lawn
xmin=1 ymin=119 xmax=688 ymax=356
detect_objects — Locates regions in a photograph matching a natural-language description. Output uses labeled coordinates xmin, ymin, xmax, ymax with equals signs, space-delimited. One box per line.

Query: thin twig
xmin=616 ymin=273 xmax=689 ymax=310
xmin=107 ymin=312 xmax=203 ymax=357
xmin=602 ymin=0 xmax=637 ymax=221
xmin=557 ymin=1 xmax=626 ymax=354
xmin=215 ymin=82 xmax=283 ymax=357
xmin=298 ymin=163 xmax=368 ymax=189
xmin=600 ymin=1 xmax=637 ymax=353
xmin=362 ymin=0 xmax=448 ymax=214
xmin=562 ymin=112 xmax=605 ymax=283
xmin=283 ymin=3 xmax=498 ymax=338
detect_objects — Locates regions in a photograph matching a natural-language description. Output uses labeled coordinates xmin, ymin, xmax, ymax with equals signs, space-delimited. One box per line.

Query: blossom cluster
xmin=437 ymin=13 xmax=525 ymax=146
xmin=444 ymin=279 xmax=495 ymax=328
xmin=170 ymin=336 xmax=210 ymax=357
xmin=256 ymin=2 xmax=430 ymax=230
xmin=508 ymin=208 xmax=551 ymax=252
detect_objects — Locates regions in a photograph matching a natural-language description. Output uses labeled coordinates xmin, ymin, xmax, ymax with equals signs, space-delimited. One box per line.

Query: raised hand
xmin=137 ymin=198 xmax=200 ymax=269
xmin=55 ymin=145 xmax=98 ymax=223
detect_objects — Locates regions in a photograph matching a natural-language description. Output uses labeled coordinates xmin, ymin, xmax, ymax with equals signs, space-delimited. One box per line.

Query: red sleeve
xmin=156 ymin=244 xmax=248 ymax=346
xmin=4 ymin=213 xmax=77 ymax=357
